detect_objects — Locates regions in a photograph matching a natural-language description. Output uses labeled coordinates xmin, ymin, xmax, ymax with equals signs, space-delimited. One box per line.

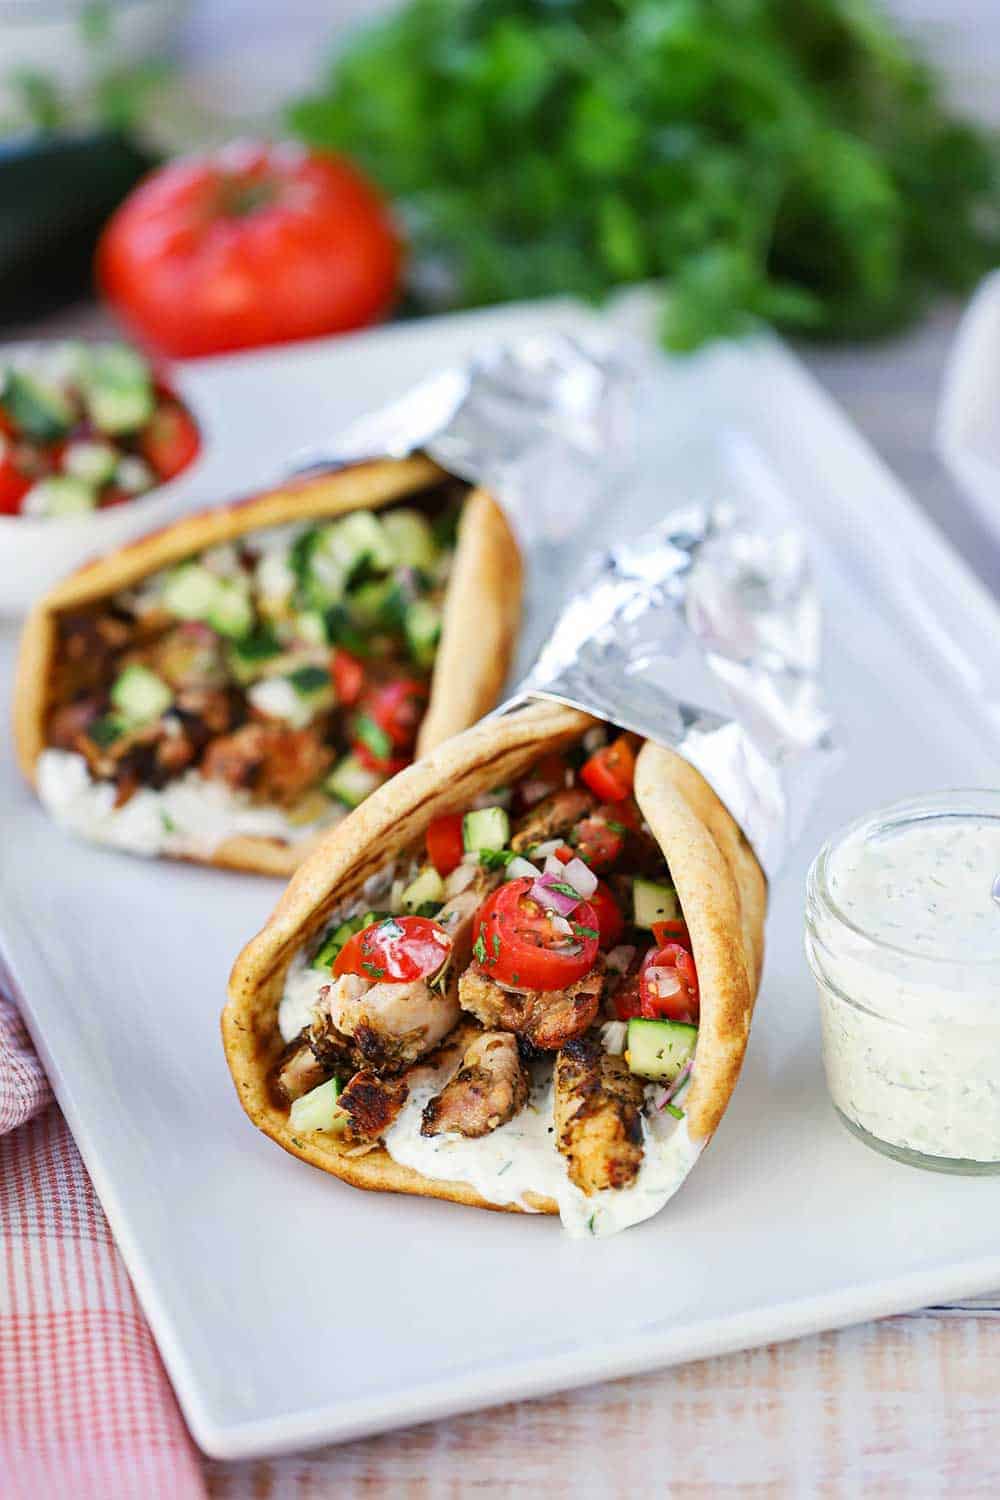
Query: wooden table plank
xmin=202 ymin=1312 xmax=1000 ymax=1496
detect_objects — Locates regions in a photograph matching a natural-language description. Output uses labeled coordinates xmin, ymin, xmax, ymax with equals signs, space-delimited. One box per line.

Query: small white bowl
xmin=0 ymin=340 xmax=208 ymax=617
xmin=936 ymin=271 xmax=1000 ymax=541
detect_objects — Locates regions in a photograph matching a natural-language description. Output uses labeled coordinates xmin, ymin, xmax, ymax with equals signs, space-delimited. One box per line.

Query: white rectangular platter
xmin=2 ymin=301 xmax=999 ymax=1461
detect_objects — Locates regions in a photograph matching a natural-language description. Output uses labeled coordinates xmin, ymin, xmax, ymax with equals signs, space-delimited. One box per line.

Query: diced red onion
xmin=563 ymin=857 xmax=597 ymax=899
xmin=657 ymin=1058 xmax=694 ymax=1111
xmin=543 ymin=853 xmax=567 ymax=879
xmin=506 ymin=856 xmax=540 ymax=881
xmin=529 ymin=875 xmax=579 ymax=918
xmin=444 ymin=862 xmax=478 ymax=896
xmin=645 ymin=965 xmax=682 ymax=999
xmin=550 ymin=914 xmax=574 ymax=939
xmin=533 ymin=839 xmax=563 ymax=859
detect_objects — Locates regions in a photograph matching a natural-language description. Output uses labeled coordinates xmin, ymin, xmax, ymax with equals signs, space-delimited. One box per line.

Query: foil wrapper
xmin=292 ymin=331 xmax=637 ymax=552
xmin=509 ymin=504 xmax=836 ymax=877
xmin=292 ymin=329 xmax=833 ymax=875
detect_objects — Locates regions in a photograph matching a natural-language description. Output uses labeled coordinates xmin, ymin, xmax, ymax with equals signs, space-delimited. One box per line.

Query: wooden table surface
xmin=8 ymin=293 xmax=999 ymax=1496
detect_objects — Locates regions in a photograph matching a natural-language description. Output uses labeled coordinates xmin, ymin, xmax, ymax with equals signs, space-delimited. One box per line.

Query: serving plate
xmin=2 ymin=300 xmax=999 ymax=1460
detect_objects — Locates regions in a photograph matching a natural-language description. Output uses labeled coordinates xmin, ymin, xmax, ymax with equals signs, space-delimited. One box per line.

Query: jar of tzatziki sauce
xmin=805 ymin=791 xmax=1000 ymax=1173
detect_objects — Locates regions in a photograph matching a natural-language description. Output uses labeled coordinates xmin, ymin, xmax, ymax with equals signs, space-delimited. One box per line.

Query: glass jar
xmin=805 ymin=790 xmax=1000 ymax=1174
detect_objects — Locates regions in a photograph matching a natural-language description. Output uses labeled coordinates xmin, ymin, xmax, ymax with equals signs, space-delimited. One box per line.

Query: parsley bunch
xmin=289 ymin=0 xmax=1000 ymax=349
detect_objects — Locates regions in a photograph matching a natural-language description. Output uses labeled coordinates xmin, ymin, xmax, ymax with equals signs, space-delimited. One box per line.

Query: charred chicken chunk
xmin=269 ymin=1035 xmax=330 ymax=1107
xmin=338 ymin=1070 xmax=409 ymax=1145
xmin=201 ymin=723 xmax=333 ymax=807
xmin=311 ymin=971 xmax=460 ymax=1075
xmin=554 ymin=1034 xmax=646 ymax=1195
xmin=458 ymin=959 xmax=604 ymax=1051
xmin=421 ymin=1031 xmax=529 ymax=1138
xmin=510 ymin=786 xmax=596 ymax=852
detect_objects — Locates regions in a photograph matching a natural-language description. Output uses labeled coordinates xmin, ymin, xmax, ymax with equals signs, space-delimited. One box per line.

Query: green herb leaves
xmin=289 ymin=0 xmax=1000 ymax=349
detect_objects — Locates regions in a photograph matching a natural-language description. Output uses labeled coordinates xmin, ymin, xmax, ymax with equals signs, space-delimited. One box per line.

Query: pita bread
xmin=223 ymin=699 xmax=766 ymax=1215
xmin=13 ymin=457 xmax=522 ymax=876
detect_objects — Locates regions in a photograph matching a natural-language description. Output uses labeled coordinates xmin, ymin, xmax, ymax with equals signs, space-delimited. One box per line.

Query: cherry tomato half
xmin=369 ymin=677 xmax=428 ymax=750
xmin=472 ymin=877 xmax=600 ymax=991
xmin=590 ymin=880 xmax=625 ymax=949
xmin=139 ymin=399 xmax=200 ymax=481
xmin=334 ymin=915 xmax=452 ymax=983
xmin=638 ymin=941 xmax=699 ymax=1023
xmin=331 ymin=647 xmax=365 ymax=707
xmin=97 ymin=141 xmax=401 ymax=358
xmin=427 ymin=813 xmax=466 ymax=877
xmin=573 ymin=817 xmax=624 ymax=872
xmin=0 ymin=453 xmax=31 ymax=515
xmin=580 ymin=736 xmax=636 ymax=803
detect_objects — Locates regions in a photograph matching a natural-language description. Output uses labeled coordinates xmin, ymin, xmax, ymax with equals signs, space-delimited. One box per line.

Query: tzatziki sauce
xmin=806 ymin=793 xmax=1000 ymax=1169
xmin=37 ymin=748 xmax=342 ymax=860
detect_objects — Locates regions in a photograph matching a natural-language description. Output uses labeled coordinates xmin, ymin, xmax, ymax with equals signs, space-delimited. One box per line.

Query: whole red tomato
xmin=97 ymin=141 xmax=402 ymax=358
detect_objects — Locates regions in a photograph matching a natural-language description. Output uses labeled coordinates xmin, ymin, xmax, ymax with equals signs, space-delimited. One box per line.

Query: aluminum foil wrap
xmin=293 ymin=329 xmax=834 ymax=876
xmin=293 ymin=331 xmax=637 ymax=551
xmin=510 ymin=504 xmax=836 ymax=877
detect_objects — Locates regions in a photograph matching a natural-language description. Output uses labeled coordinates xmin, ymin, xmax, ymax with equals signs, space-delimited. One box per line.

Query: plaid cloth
xmin=0 ymin=988 xmax=207 ymax=1500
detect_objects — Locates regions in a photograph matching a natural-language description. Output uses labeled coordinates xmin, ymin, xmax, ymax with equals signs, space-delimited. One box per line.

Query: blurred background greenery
xmin=3 ymin=0 xmax=998 ymax=348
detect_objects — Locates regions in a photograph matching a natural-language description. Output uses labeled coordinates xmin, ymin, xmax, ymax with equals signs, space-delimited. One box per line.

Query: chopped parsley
xmin=478 ymin=847 xmax=517 ymax=870
xmin=549 ymin=881 xmax=582 ymax=899
xmin=353 ymin=714 xmax=392 ymax=762
xmin=232 ymin=623 xmax=280 ymax=661
xmin=287 ymin=663 xmax=331 ymax=695
xmin=361 ymin=961 xmax=386 ymax=980
xmin=604 ymin=820 xmax=629 ymax=835
xmin=572 ymin=923 xmax=598 ymax=940
xmin=664 ymin=1103 xmax=685 ymax=1121
xmin=160 ymin=811 xmax=176 ymax=834
xmin=472 ymin=933 xmax=487 ymax=965
xmin=491 ymin=932 xmax=501 ymax=959
xmin=87 ymin=714 xmax=125 ymax=748
xmin=323 ymin=603 xmax=367 ymax=655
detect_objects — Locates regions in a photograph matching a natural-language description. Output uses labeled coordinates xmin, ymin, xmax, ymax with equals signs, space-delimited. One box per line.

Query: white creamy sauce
xmin=37 ymin=748 xmax=342 ymax=860
xmin=384 ymin=1054 xmax=700 ymax=1239
xmin=279 ymin=950 xmax=333 ymax=1042
xmin=812 ymin=812 xmax=1000 ymax=1163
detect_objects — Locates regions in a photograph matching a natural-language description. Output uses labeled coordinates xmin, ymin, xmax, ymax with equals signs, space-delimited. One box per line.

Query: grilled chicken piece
xmin=434 ymin=868 xmax=500 ymax=969
xmin=201 ymin=723 xmax=332 ymax=806
xmin=554 ymin=1034 xmax=646 ymax=1194
xmin=146 ymin=623 xmax=228 ymax=690
xmin=311 ymin=971 xmax=460 ymax=1075
xmin=48 ymin=696 xmax=101 ymax=750
xmin=338 ymin=1070 xmax=408 ymax=1144
xmin=458 ymin=959 xmax=604 ymax=1050
xmin=511 ymin=786 xmax=595 ymax=851
xmin=421 ymin=1031 xmax=529 ymax=1138
xmin=269 ymin=1034 xmax=330 ymax=1107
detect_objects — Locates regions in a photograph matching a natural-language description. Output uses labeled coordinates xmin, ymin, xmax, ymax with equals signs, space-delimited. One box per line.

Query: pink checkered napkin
xmin=0 ymin=988 xmax=206 ymax=1500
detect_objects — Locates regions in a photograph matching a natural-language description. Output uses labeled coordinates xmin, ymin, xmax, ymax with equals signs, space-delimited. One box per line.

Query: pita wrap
xmin=223 ymin=699 xmax=766 ymax=1227
xmin=14 ymin=457 xmax=521 ymax=875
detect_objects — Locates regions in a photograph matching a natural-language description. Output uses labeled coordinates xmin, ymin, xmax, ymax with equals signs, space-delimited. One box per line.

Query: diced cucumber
xmin=87 ymin=713 xmax=127 ymax=748
xmin=632 ymin=877 xmax=680 ymax=929
xmin=2 ymin=369 xmax=74 ymax=441
xmin=327 ymin=510 xmax=394 ymax=579
xmin=322 ymin=603 xmax=367 ymax=655
xmin=349 ymin=577 xmax=398 ymax=627
xmin=463 ymin=805 xmax=511 ymax=853
xmin=405 ymin=598 xmax=442 ymax=668
xmin=381 ymin=508 xmax=436 ymax=570
xmin=62 ymin=440 xmax=117 ymax=486
xmin=626 ymin=1018 xmax=697 ymax=1083
xmin=295 ymin=611 xmax=328 ymax=647
xmin=401 ymin=867 xmax=445 ymax=912
xmin=21 ymin=475 xmax=96 ymax=517
xmin=289 ymin=1077 xmax=344 ymax=1134
xmin=311 ymin=910 xmax=385 ymax=970
xmin=81 ymin=346 xmax=153 ymax=435
xmin=110 ymin=664 xmax=172 ymax=725
xmin=162 ymin=563 xmax=222 ymax=621
xmin=325 ymin=753 xmax=384 ymax=808
xmin=256 ymin=547 xmax=296 ymax=606
xmin=207 ymin=580 xmax=253 ymax=639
